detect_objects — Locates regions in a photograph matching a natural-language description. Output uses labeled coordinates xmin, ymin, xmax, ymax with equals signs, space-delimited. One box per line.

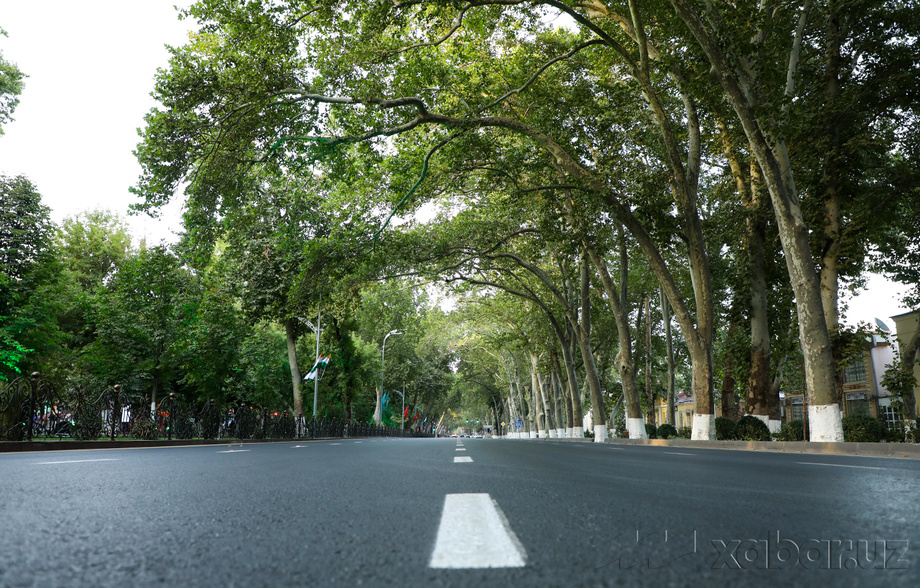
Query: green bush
xmin=645 ymin=423 xmax=657 ymax=439
xmin=881 ymin=419 xmax=907 ymax=443
xmin=842 ymin=414 xmax=886 ymax=442
xmin=677 ymin=426 xmax=692 ymax=439
xmin=775 ymin=419 xmax=805 ymax=441
xmin=715 ymin=416 xmax=736 ymax=440
xmin=734 ymin=415 xmax=772 ymax=441
xmin=657 ymin=423 xmax=678 ymax=439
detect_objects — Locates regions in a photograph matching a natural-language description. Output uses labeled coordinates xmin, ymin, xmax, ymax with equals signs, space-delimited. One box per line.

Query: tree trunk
xmin=585 ymin=245 xmax=645 ymax=438
xmin=562 ymin=333 xmax=584 ymax=437
xmin=577 ymin=257 xmax=607 ymax=441
xmin=660 ymin=285 xmax=676 ymax=426
xmin=284 ymin=318 xmax=304 ymax=419
xmin=746 ymin=168 xmax=777 ymax=431
xmin=645 ymin=296 xmax=655 ymax=427
xmin=530 ymin=356 xmax=545 ymax=438
xmin=552 ymin=349 xmax=573 ymax=437
xmin=669 ymin=0 xmax=842 ymax=441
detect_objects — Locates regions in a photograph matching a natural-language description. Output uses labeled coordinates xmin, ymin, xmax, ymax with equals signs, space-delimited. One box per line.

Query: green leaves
xmin=0 ymin=27 xmax=26 ymax=135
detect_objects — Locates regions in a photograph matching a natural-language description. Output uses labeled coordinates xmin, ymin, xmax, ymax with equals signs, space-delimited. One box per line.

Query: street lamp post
xmin=379 ymin=329 xmax=402 ymax=424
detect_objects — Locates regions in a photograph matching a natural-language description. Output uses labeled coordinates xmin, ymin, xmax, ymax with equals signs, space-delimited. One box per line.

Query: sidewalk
xmin=604 ymin=437 xmax=920 ymax=458
xmin=0 ymin=438 xmax=304 ymax=453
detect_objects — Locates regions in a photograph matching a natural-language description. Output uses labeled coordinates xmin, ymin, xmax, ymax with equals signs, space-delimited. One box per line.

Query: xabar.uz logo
xmin=602 ymin=530 xmax=910 ymax=570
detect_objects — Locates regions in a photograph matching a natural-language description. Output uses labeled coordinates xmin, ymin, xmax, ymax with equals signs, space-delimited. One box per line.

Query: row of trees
xmin=4 ymin=2 xmax=919 ymax=439
xmin=127 ymin=0 xmax=919 ymax=441
xmin=0 ymin=176 xmax=456 ymax=426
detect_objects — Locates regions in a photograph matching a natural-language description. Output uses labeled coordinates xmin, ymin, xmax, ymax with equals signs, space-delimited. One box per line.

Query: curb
xmin=602 ymin=437 xmax=920 ymax=459
xmin=0 ymin=438 xmax=331 ymax=454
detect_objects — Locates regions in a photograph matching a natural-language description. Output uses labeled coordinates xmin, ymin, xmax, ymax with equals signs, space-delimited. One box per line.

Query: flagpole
xmin=313 ymin=296 xmax=321 ymax=420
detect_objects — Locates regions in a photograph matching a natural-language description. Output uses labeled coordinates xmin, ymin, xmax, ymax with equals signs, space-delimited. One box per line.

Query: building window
xmin=844 ymin=360 xmax=867 ymax=383
xmin=846 ymin=398 xmax=870 ymax=416
xmin=791 ymin=404 xmax=804 ymax=422
xmin=880 ymin=405 xmax=902 ymax=427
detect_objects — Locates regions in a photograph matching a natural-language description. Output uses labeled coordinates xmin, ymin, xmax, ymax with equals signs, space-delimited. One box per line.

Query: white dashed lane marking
xmin=797 ymin=462 xmax=884 ymax=470
xmin=454 ymin=456 xmax=473 ymax=463
xmin=456 ymin=448 xmax=466 ymax=451
xmin=217 ymin=449 xmax=251 ymax=453
xmin=33 ymin=459 xmax=120 ymax=465
xmin=429 ymin=493 xmax=526 ymax=568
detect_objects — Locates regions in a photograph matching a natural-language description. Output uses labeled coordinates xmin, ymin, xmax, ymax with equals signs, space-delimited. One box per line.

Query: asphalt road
xmin=1 ymin=438 xmax=917 ymax=587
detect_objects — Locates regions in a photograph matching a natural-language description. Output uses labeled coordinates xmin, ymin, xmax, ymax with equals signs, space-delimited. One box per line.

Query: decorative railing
xmin=1 ymin=373 xmax=432 ymax=442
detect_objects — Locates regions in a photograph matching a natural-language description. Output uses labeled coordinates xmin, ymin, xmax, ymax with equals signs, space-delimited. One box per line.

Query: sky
xmin=0 ymin=1 xmax=194 ymax=244
xmin=0 ymin=2 xmax=913 ymax=334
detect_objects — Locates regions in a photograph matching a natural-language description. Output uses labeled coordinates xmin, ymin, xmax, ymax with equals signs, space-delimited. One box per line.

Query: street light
xmin=380 ymin=329 xmax=402 ymax=424
xmin=296 ymin=299 xmax=322 ymax=421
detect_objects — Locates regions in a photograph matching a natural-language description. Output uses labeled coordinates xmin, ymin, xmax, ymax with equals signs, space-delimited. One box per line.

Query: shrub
xmin=715 ymin=416 xmax=736 ymax=440
xmin=645 ymin=423 xmax=658 ymax=439
xmin=733 ymin=415 xmax=772 ymax=441
xmin=842 ymin=414 xmax=886 ymax=442
xmin=657 ymin=423 xmax=678 ymax=439
xmin=677 ymin=426 xmax=692 ymax=439
xmin=881 ymin=419 xmax=907 ymax=443
xmin=775 ymin=419 xmax=805 ymax=442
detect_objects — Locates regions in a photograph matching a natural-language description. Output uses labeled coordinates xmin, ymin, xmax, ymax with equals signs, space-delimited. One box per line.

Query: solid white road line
xmin=454 ymin=456 xmax=473 ymax=463
xmin=797 ymin=462 xmax=884 ymax=470
xmin=429 ymin=493 xmax=526 ymax=569
xmin=217 ymin=449 xmax=251 ymax=453
xmin=33 ymin=458 xmax=120 ymax=465
xmin=664 ymin=452 xmax=694 ymax=456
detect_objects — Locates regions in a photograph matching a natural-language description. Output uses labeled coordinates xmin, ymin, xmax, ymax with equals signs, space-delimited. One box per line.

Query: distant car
xmin=450 ymin=434 xmax=459 ymax=438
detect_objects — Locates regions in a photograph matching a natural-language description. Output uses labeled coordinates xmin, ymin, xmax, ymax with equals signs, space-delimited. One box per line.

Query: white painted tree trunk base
xmin=572 ymin=426 xmax=584 ymax=438
xmin=627 ymin=418 xmax=648 ymax=439
xmin=691 ymin=413 xmax=715 ymax=440
xmin=808 ymin=404 xmax=844 ymax=442
xmin=593 ymin=424 xmax=608 ymax=442
xmin=555 ymin=428 xmax=564 ymax=438
xmin=565 ymin=427 xmax=574 ymax=438
xmin=529 ymin=431 xmax=537 ymax=439
xmin=547 ymin=429 xmax=556 ymax=438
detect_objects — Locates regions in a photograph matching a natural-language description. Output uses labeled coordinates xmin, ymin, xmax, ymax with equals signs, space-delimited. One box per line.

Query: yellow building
xmin=890 ymin=310 xmax=920 ymax=417
xmin=783 ymin=330 xmax=901 ymax=425
xmin=653 ymin=392 xmax=696 ymax=429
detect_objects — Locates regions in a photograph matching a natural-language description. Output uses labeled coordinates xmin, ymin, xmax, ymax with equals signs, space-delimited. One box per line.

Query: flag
xmin=303 ymin=354 xmax=331 ymax=381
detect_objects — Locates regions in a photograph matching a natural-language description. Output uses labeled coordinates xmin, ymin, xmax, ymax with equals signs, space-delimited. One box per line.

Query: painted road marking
xmin=454 ymin=456 xmax=473 ymax=463
xmin=217 ymin=449 xmax=251 ymax=453
xmin=429 ymin=493 xmax=526 ymax=568
xmin=797 ymin=462 xmax=884 ymax=470
xmin=456 ymin=448 xmax=466 ymax=451
xmin=34 ymin=459 xmax=120 ymax=465
xmin=329 ymin=443 xmax=342 ymax=446
xmin=664 ymin=452 xmax=694 ymax=456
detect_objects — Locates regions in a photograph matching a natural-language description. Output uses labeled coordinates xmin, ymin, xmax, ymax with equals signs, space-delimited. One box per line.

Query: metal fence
xmin=0 ymin=373 xmax=432 ymax=442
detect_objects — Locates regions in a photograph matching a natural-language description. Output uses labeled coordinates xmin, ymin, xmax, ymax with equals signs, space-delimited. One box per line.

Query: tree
xmin=0 ymin=175 xmax=54 ymax=380
xmin=0 ymin=27 xmax=25 ymax=135
xmin=56 ymin=210 xmax=131 ymax=291
xmin=94 ymin=245 xmax=194 ymax=411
